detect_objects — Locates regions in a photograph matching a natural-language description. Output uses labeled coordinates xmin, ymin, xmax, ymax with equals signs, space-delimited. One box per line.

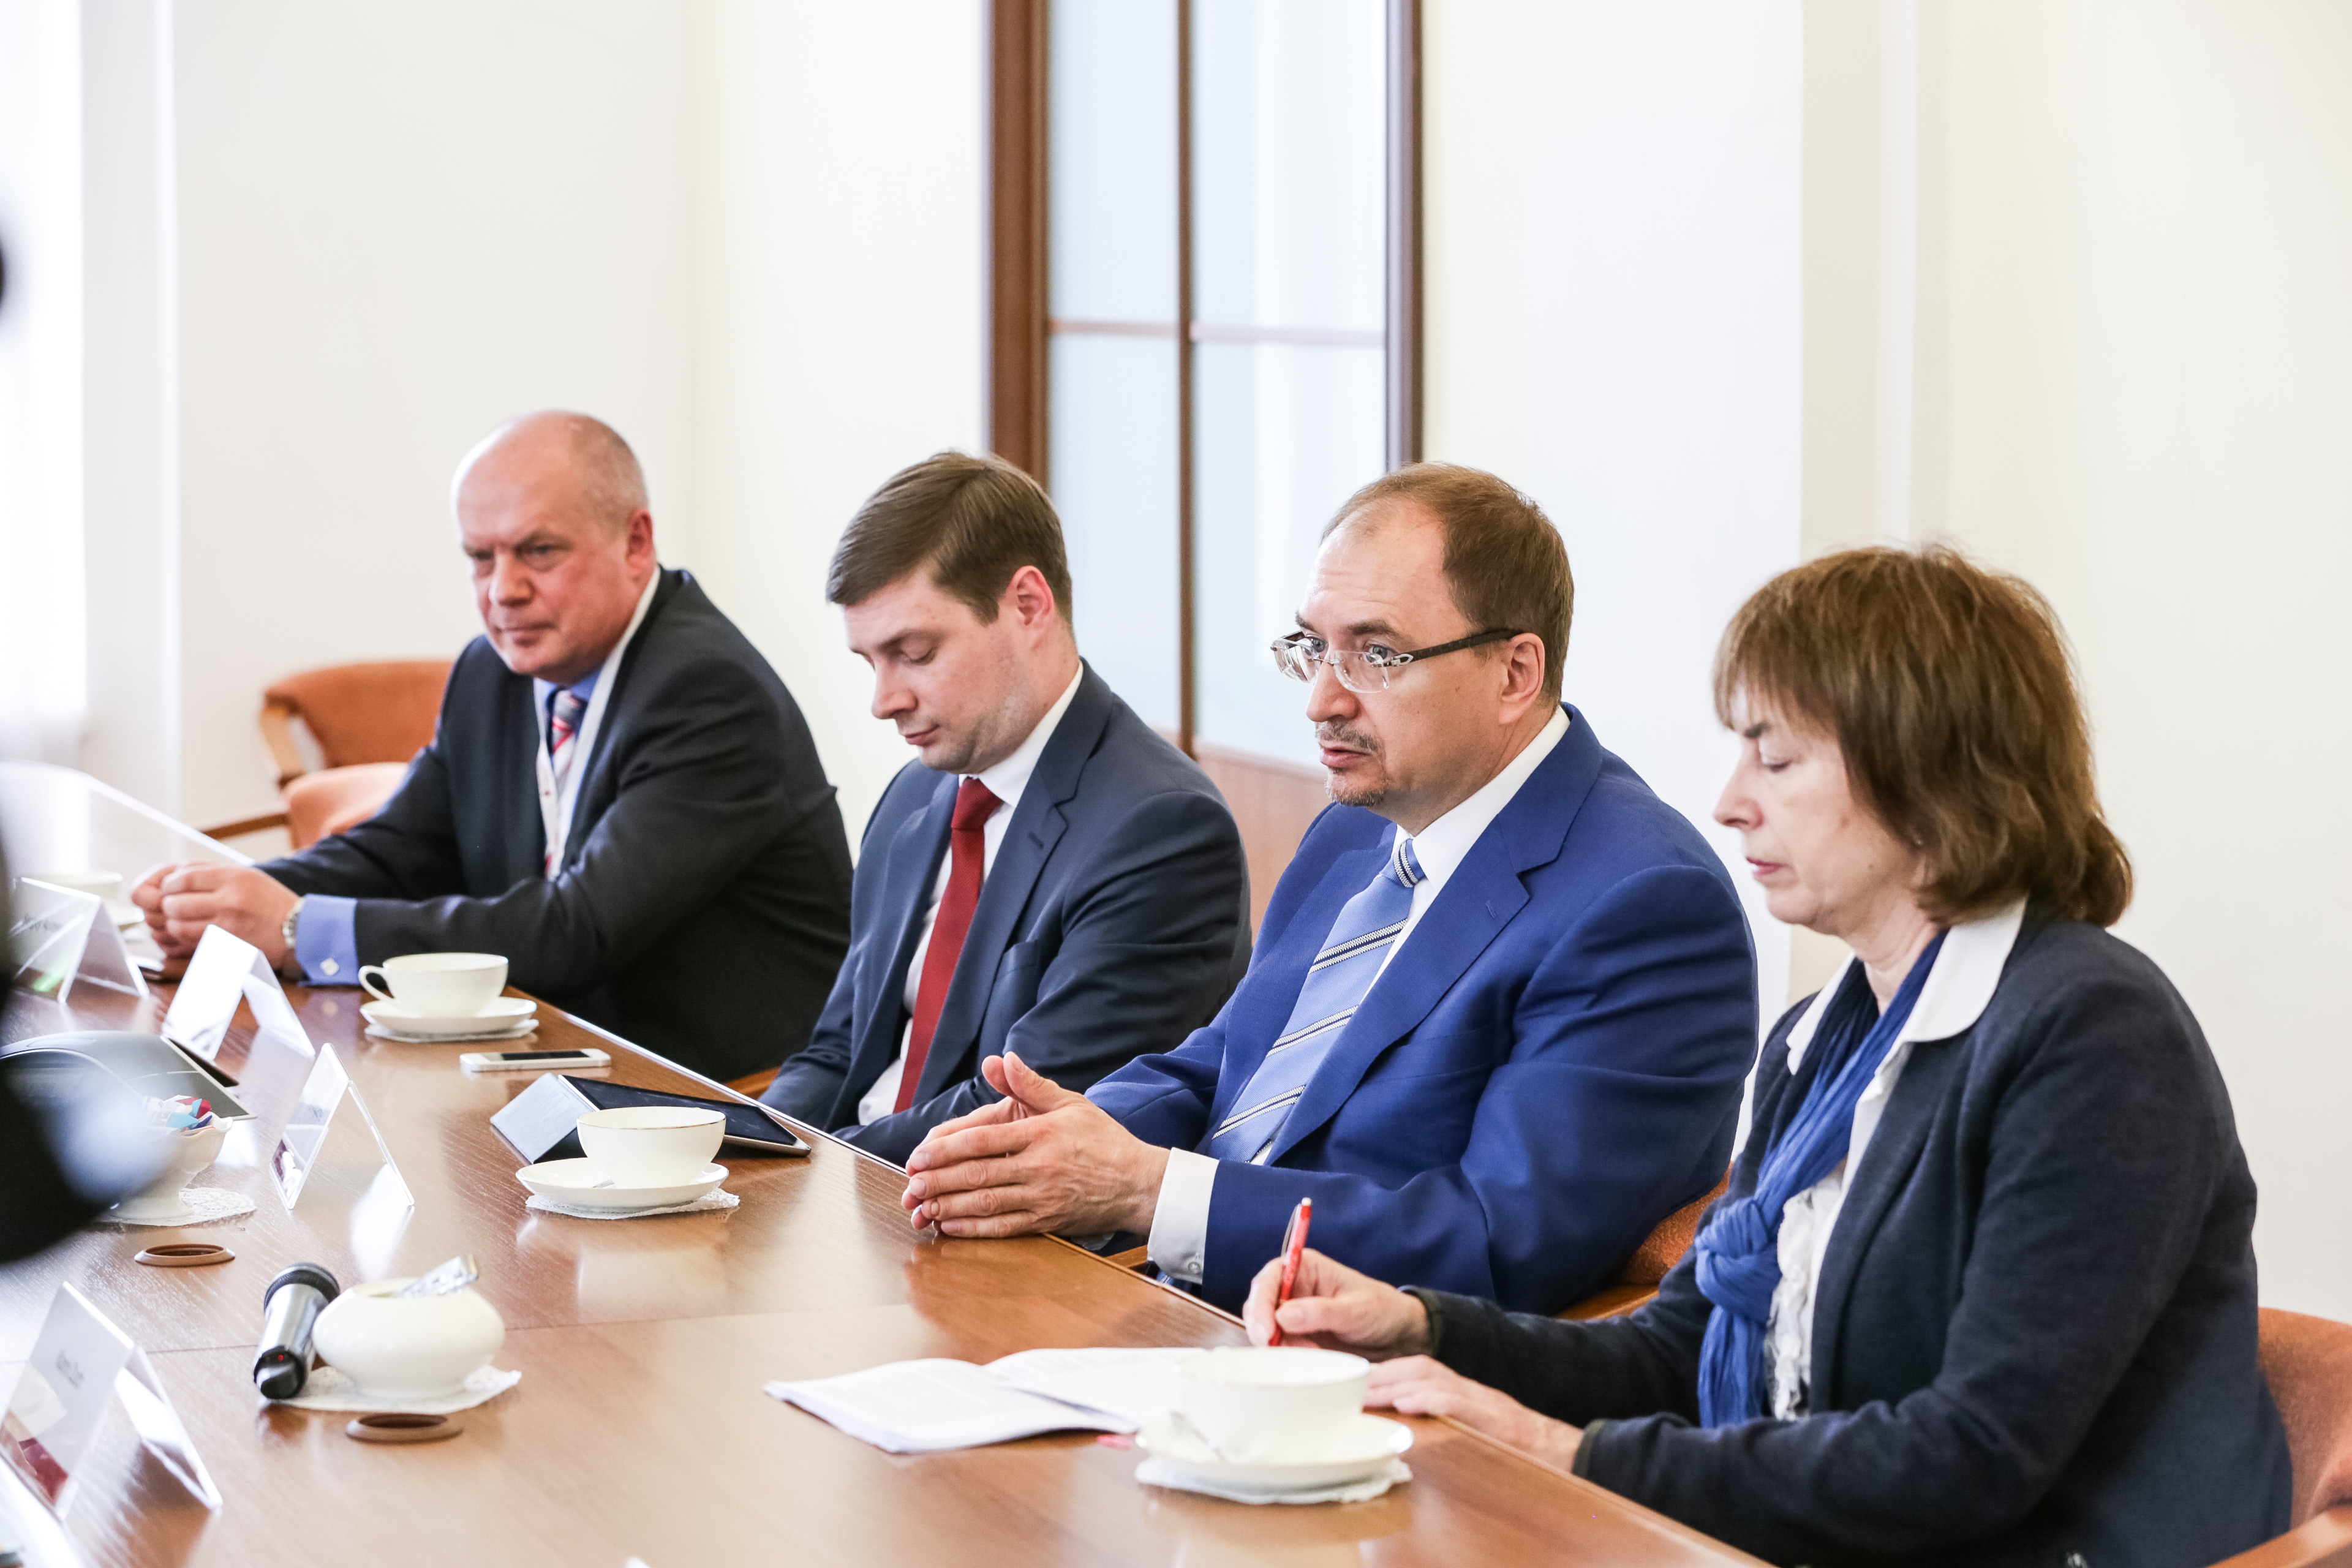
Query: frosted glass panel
xmin=1190 ymin=0 xmax=1387 ymax=763
xmin=1052 ymin=333 xmax=1182 ymax=732
xmin=1193 ymin=340 xmax=1385 ymax=764
xmin=1045 ymin=0 xmax=1391 ymax=761
xmin=1050 ymin=0 xmax=1178 ymax=324
xmin=1191 ymin=0 xmax=1385 ymax=333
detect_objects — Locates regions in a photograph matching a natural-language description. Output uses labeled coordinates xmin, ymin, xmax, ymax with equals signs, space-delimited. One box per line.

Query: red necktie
xmin=897 ymin=778 xmax=1001 ymax=1112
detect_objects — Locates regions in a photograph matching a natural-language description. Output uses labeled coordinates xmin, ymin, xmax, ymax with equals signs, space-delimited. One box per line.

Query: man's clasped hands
xmin=900 ymin=1049 xmax=1585 ymax=1471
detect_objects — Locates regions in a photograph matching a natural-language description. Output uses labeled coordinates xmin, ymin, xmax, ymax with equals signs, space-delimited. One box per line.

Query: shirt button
xmin=319 ymin=959 xmax=340 ymax=976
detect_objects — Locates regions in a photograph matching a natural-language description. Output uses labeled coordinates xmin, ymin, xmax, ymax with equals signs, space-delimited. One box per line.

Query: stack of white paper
xmin=765 ymin=1346 xmax=1200 ymax=1454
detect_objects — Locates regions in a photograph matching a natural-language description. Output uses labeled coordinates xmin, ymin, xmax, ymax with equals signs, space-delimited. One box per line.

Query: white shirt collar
xmin=1397 ymin=705 xmax=1570 ymax=883
xmin=1785 ymin=899 xmax=2027 ymax=1071
xmin=968 ymin=664 xmax=1084 ymax=814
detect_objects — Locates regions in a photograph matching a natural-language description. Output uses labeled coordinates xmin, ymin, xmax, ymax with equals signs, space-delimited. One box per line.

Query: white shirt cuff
xmin=1147 ymin=1147 xmax=1218 ymax=1283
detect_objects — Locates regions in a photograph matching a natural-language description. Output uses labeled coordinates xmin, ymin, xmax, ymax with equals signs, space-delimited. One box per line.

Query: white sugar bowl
xmin=312 ymin=1278 xmax=506 ymax=1399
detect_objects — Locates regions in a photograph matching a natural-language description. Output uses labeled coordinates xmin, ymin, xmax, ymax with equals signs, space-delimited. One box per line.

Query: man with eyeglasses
xmin=900 ymin=463 xmax=1758 ymax=1314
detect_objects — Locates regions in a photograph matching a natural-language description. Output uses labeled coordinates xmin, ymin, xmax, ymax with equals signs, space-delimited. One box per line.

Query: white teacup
xmin=576 ymin=1107 xmax=726 ymax=1189
xmin=1178 ymin=1346 xmax=1370 ymax=1465
xmin=358 ymin=952 xmax=508 ymax=1017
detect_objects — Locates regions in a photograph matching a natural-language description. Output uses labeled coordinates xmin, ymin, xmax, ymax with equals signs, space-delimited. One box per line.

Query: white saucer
xmin=368 ymin=1020 xmax=540 ymax=1044
xmin=514 ymin=1156 xmax=727 ymax=1212
xmin=1135 ymin=1413 xmax=1412 ymax=1493
xmin=362 ymin=998 xmax=537 ymax=1041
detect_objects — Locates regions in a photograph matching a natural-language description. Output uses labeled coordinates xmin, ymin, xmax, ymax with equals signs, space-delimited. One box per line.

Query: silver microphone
xmin=253 ymin=1262 xmax=340 ymax=1399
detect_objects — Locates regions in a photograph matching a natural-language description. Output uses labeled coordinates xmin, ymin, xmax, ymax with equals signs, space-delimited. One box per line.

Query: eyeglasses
xmin=1269 ymin=628 xmax=1527 ymax=693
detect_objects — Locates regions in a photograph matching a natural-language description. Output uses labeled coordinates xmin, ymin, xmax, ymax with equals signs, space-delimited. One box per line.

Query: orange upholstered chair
xmin=2210 ymin=1309 xmax=2352 ymax=1567
xmin=1559 ymin=1168 xmax=1732 ymax=1322
xmin=203 ymin=660 xmax=451 ymax=848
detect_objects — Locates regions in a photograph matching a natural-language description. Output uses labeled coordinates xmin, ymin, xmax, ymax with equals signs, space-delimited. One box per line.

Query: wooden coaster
xmin=345 ymin=1413 xmax=463 ymax=1445
xmin=133 ymin=1242 xmax=233 ymax=1268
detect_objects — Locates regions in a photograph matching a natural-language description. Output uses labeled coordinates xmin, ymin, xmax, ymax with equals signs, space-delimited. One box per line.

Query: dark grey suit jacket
xmin=762 ymin=664 xmax=1249 ymax=1166
xmin=264 ymin=570 xmax=853 ymax=1080
xmin=1412 ymin=911 xmax=2291 ymax=1567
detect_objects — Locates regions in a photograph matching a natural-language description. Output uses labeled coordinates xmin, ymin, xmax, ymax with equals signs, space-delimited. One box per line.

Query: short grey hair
xmin=453 ymin=410 xmax=647 ymax=534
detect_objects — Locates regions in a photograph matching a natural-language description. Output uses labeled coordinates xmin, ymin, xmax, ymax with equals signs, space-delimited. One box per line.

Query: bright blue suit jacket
xmin=1088 ymin=706 xmax=1758 ymax=1313
xmin=763 ymin=664 xmax=1250 ymax=1166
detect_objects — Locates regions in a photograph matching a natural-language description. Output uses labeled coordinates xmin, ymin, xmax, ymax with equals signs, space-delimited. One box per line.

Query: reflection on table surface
xmin=0 ymin=774 xmax=1759 ymax=1568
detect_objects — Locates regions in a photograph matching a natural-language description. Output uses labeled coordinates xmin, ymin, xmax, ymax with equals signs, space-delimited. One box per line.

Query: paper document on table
xmin=985 ymin=1347 xmax=1195 ymax=1430
xmin=765 ymin=1347 xmax=1199 ymax=1454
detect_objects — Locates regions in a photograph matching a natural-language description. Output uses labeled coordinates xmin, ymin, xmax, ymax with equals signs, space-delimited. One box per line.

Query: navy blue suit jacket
xmin=1088 ymin=706 xmax=1759 ymax=1313
xmin=1419 ymin=913 xmax=2291 ymax=1567
xmin=762 ymin=665 xmax=1250 ymax=1166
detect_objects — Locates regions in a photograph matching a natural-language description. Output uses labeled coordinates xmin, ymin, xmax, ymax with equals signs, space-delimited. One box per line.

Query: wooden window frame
xmin=986 ymin=0 xmax=1421 ymax=755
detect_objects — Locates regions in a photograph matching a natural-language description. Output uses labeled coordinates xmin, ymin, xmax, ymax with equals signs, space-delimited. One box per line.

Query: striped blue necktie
xmin=1207 ymin=833 xmax=1425 ymax=1165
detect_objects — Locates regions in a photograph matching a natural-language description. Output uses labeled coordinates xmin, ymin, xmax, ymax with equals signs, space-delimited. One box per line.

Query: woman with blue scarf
xmin=1244 ymin=547 xmax=2290 ymax=1567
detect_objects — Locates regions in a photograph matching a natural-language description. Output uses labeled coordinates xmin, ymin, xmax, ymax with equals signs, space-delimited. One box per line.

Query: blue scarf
xmin=1692 ymin=930 xmax=1947 ymax=1427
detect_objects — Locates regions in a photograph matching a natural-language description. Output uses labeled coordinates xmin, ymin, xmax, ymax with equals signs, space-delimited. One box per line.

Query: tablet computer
xmin=489 ymin=1072 xmax=810 ymax=1164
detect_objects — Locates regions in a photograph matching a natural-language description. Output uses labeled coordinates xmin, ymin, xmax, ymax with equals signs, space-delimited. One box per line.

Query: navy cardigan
xmin=1415 ymin=912 xmax=2290 ymax=1567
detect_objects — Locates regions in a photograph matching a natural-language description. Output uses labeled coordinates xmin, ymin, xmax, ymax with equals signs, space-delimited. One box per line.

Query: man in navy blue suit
xmin=760 ymin=452 xmax=1249 ymax=1166
xmin=902 ymin=463 xmax=1759 ymax=1314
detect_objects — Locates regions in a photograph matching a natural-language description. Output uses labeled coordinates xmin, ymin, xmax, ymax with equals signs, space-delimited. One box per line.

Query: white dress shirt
xmin=531 ymin=571 xmax=661 ymax=875
xmin=1146 ymin=705 xmax=1573 ymax=1282
xmin=1763 ymin=899 xmax=2026 ymax=1417
xmin=856 ymin=667 xmax=1086 ymax=1125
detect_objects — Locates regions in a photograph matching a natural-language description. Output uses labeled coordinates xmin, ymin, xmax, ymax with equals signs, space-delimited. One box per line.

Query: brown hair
xmin=1325 ymin=463 xmax=1574 ymax=703
xmin=829 ymin=451 xmax=1073 ymax=624
xmin=1713 ymin=545 xmax=2131 ymax=925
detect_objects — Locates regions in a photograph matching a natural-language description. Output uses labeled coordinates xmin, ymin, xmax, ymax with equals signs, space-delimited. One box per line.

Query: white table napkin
xmin=524 ymin=1189 xmax=739 ymax=1221
xmin=272 ymin=1364 xmax=521 ymax=1414
xmin=1134 ymin=1457 xmax=1411 ymax=1505
xmin=101 ymin=1187 xmax=257 ymax=1227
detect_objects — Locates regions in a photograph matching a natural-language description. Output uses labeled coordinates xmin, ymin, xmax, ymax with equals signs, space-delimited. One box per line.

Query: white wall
xmin=79 ymin=1 xmax=982 ymax=842
xmin=1918 ymin=0 xmax=2352 ymax=1317
xmin=1425 ymin=0 xmax=1807 ymax=1017
xmin=168 ymin=0 xmax=699 ymax=828
xmin=691 ymin=0 xmax=986 ymax=848
xmin=1435 ymin=0 xmax=2352 ymax=1316
xmin=0 ymin=0 xmax=91 ymax=769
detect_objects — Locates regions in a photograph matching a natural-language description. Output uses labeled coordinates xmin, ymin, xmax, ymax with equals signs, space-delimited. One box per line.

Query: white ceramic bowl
xmin=1178 ymin=1346 xmax=1370 ymax=1465
xmin=312 ymin=1280 xmax=507 ymax=1400
xmin=576 ymin=1106 xmax=726 ymax=1188
xmin=358 ymin=952 xmax=508 ymax=1017
xmin=111 ymin=1121 xmax=231 ymax=1223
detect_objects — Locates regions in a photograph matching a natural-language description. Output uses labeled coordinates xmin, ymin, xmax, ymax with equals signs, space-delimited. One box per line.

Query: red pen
xmin=1268 ymin=1197 xmax=1313 ymax=1348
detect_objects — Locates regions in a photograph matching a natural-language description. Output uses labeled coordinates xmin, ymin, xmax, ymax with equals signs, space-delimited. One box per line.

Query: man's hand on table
xmin=132 ymin=862 xmax=299 ymax=965
xmin=901 ymin=1051 xmax=1168 ymax=1238
xmin=1244 ymin=1245 xmax=1583 ymax=1472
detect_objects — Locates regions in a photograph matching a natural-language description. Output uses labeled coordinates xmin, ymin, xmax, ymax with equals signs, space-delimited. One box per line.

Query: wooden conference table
xmin=0 ymin=764 xmax=1760 ymax=1567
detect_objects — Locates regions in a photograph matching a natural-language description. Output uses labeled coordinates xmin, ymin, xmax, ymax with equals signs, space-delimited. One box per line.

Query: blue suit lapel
xmin=1267 ymin=707 xmax=1604 ymax=1164
xmin=911 ymin=666 xmax=1112 ymax=1102
xmin=847 ymin=775 xmax=956 ymax=1097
